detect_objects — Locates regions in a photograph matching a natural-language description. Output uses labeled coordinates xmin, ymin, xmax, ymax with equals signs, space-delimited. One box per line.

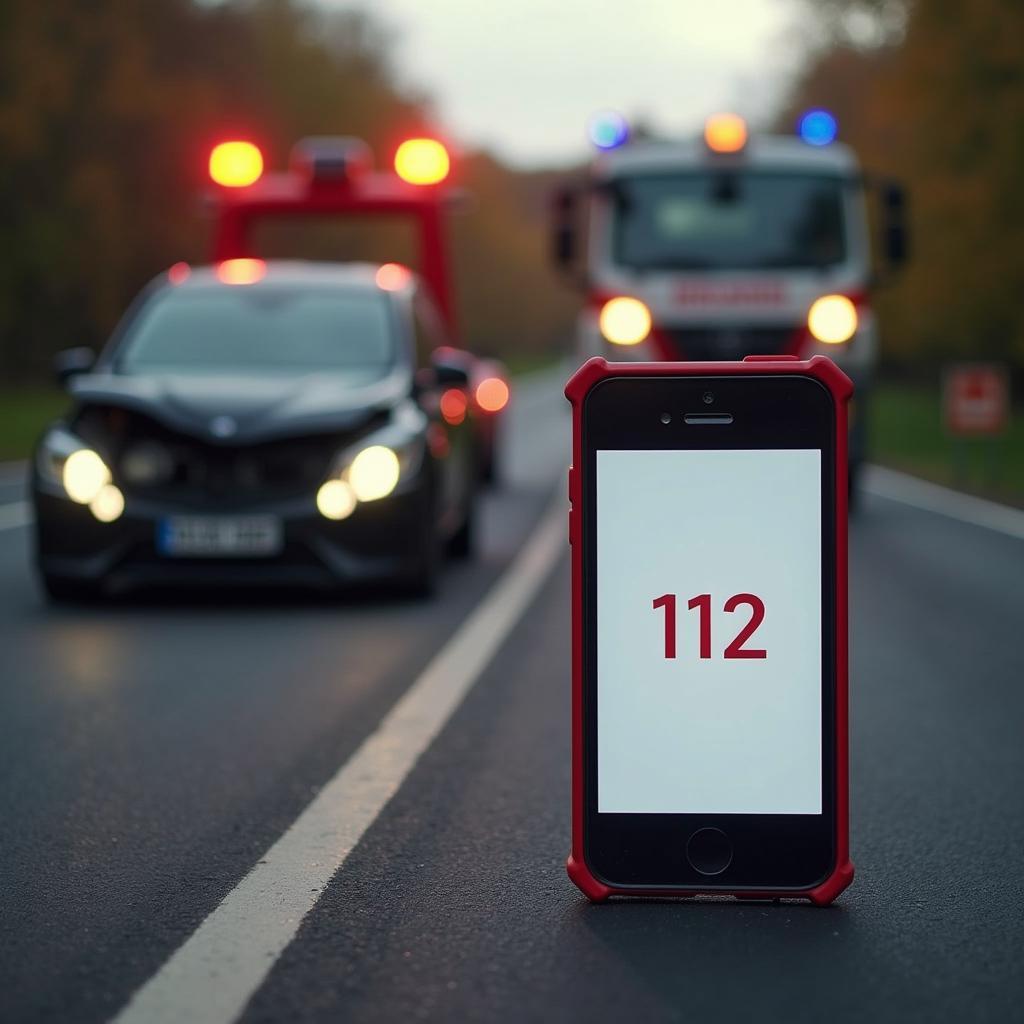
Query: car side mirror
xmin=53 ymin=347 xmax=95 ymax=387
xmin=431 ymin=355 xmax=471 ymax=389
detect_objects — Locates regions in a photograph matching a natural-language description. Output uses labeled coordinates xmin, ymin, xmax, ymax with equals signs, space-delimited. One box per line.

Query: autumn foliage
xmin=777 ymin=0 xmax=1024 ymax=377
xmin=0 ymin=0 xmax=574 ymax=382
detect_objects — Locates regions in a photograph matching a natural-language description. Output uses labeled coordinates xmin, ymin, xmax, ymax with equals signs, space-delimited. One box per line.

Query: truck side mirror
xmin=551 ymin=185 xmax=579 ymax=270
xmin=882 ymin=181 xmax=909 ymax=268
xmin=53 ymin=347 xmax=95 ymax=387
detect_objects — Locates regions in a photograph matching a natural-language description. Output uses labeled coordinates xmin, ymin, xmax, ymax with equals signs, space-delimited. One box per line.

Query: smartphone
xmin=566 ymin=355 xmax=853 ymax=903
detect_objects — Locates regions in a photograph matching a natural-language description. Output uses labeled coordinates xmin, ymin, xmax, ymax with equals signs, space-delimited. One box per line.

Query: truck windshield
xmin=117 ymin=284 xmax=396 ymax=379
xmin=611 ymin=172 xmax=848 ymax=271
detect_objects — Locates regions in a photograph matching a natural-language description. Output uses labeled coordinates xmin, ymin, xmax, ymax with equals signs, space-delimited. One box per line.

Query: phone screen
xmin=596 ymin=448 xmax=822 ymax=816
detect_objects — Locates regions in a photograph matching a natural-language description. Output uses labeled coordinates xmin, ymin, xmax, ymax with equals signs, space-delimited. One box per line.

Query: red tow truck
xmin=206 ymin=134 xmax=510 ymax=482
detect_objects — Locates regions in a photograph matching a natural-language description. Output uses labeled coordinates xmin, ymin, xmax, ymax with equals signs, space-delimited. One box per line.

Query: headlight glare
xmin=348 ymin=445 xmax=401 ymax=502
xmin=89 ymin=484 xmax=125 ymax=523
xmin=316 ymin=479 xmax=357 ymax=521
xmin=63 ymin=448 xmax=112 ymax=504
xmin=808 ymin=294 xmax=858 ymax=344
xmin=599 ymin=297 xmax=651 ymax=346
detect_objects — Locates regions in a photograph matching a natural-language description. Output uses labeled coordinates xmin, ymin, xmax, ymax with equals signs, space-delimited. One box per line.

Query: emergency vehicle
xmin=31 ymin=134 xmax=508 ymax=600
xmin=552 ymin=110 xmax=908 ymax=492
xmin=207 ymin=134 xmax=509 ymax=482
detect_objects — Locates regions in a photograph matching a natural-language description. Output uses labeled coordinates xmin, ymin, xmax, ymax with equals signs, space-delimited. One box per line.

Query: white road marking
xmin=111 ymin=490 xmax=568 ymax=1024
xmin=864 ymin=464 xmax=1024 ymax=541
xmin=0 ymin=501 xmax=31 ymax=532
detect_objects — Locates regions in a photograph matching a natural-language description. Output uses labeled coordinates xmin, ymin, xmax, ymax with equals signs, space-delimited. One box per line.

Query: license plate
xmin=157 ymin=516 xmax=282 ymax=557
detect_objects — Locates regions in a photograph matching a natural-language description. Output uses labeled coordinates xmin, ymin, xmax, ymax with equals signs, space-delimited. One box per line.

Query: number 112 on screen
xmin=652 ymin=593 xmax=767 ymax=661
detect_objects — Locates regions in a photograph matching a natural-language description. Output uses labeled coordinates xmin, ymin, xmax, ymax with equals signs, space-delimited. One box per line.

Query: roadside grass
xmin=869 ymin=381 xmax=1024 ymax=505
xmin=0 ymin=389 xmax=69 ymax=462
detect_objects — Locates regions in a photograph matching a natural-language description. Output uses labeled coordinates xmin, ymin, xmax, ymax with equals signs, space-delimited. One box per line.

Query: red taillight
xmin=440 ymin=388 xmax=468 ymax=425
xmin=475 ymin=377 xmax=509 ymax=413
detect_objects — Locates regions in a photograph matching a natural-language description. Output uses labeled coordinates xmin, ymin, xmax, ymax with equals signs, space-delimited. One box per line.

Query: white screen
xmin=597 ymin=449 xmax=822 ymax=815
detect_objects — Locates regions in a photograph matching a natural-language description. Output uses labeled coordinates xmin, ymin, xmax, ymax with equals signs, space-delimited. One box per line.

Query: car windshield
xmin=611 ymin=171 xmax=848 ymax=271
xmin=117 ymin=284 xmax=396 ymax=379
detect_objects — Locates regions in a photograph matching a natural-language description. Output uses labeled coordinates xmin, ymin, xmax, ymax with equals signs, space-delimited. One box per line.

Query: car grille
xmin=658 ymin=325 xmax=799 ymax=361
xmin=158 ymin=437 xmax=333 ymax=501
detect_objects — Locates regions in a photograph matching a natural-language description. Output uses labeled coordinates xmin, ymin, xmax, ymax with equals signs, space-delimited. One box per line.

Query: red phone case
xmin=565 ymin=354 xmax=854 ymax=905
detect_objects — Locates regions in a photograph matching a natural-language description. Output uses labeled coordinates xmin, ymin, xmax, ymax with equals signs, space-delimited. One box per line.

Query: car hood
xmin=68 ymin=371 xmax=408 ymax=443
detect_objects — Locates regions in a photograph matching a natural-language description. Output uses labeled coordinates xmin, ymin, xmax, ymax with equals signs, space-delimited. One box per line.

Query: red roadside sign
xmin=943 ymin=363 xmax=1010 ymax=436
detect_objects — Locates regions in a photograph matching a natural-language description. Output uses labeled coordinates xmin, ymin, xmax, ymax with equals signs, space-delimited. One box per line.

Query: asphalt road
xmin=2 ymin=371 xmax=1022 ymax=1024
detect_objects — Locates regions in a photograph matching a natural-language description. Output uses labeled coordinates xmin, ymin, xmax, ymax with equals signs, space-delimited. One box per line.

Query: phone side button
xmin=685 ymin=827 xmax=733 ymax=876
xmin=568 ymin=506 xmax=575 ymax=546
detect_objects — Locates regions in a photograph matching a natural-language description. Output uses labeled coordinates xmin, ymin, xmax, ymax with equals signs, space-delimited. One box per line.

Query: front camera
xmin=702 ymin=391 xmax=715 ymax=404
xmin=660 ymin=412 xmax=672 ymax=424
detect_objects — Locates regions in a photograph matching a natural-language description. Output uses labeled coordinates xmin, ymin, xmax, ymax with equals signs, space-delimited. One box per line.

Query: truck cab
xmin=553 ymin=112 xmax=908 ymax=487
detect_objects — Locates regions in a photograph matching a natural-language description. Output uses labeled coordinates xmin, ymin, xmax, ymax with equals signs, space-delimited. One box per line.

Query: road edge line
xmin=863 ymin=464 xmax=1024 ymax=541
xmin=111 ymin=488 xmax=567 ymax=1024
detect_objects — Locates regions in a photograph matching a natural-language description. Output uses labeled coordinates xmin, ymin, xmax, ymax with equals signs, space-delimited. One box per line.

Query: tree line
xmin=777 ymin=0 xmax=1024 ymax=379
xmin=3 ymin=0 xmax=1019 ymax=385
xmin=0 ymin=0 xmax=576 ymax=382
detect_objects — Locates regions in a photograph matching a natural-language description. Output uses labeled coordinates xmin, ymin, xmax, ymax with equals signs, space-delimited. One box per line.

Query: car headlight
xmin=38 ymin=428 xmax=109 ymax=503
xmin=348 ymin=445 xmax=401 ymax=501
xmin=316 ymin=431 xmax=424 ymax=520
xmin=63 ymin=449 xmax=111 ymax=503
xmin=37 ymin=427 xmax=125 ymax=522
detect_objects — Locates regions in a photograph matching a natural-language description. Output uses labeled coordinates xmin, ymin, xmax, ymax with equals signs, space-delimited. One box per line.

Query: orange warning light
xmin=394 ymin=138 xmax=450 ymax=186
xmin=209 ymin=141 xmax=264 ymax=187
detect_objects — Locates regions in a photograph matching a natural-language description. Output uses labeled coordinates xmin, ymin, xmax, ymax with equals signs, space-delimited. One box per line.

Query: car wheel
xmin=40 ymin=574 xmax=101 ymax=603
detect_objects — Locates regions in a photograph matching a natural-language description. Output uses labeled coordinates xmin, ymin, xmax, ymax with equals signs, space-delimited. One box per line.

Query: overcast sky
xmin=321 ymin=0 xmax=804 ymax=167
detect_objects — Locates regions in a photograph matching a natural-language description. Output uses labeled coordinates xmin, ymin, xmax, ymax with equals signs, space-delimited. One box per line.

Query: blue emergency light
xmin=588 ymin=111 xmax=629 ymax=151
xmin=798 ymin=109 xmax=838 ymax=147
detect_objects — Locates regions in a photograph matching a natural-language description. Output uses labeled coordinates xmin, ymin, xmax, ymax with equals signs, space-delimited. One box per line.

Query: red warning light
xmin=217 ymin=258 xmax=266 ymax=285
xmin=440 ymin=387 xmax=468 ymax=425
xmin=375 ymin=262 xmax=412 ymax=291
xmin=209 ymin=141 xmax=264 ymax=188
xmin=475 ymin=377 xmax=510 ymax=413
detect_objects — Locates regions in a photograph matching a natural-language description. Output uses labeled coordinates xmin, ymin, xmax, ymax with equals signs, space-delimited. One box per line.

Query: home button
xmin=686 ymin=827 xmax=733 ymax=876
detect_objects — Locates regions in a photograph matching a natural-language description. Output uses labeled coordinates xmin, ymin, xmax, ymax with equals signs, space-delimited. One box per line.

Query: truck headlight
xmin=808 ymin=294 xmax=858 ymax=344
xmin=599 ymin=296 xmax=652 ymax=346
